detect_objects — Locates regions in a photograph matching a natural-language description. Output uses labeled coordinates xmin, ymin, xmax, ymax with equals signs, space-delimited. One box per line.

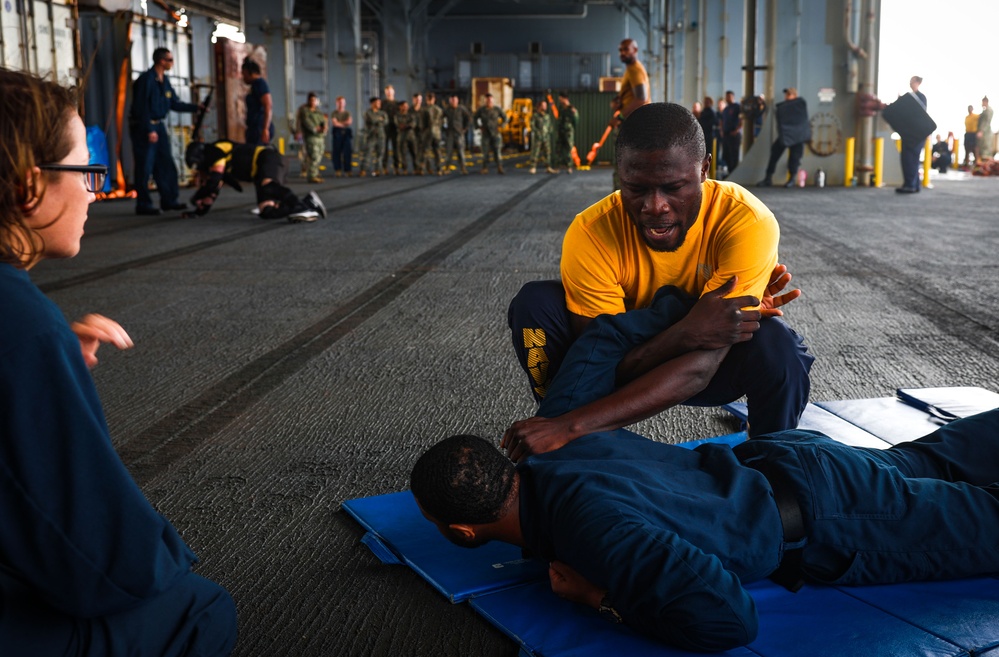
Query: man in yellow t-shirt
xmin=964 ymin=104 xmax=980 ymax=167
xmin=610 ymin=39 xmax=650 ymax=190
xmin=504 ymin=103 xmax=813 ymax=462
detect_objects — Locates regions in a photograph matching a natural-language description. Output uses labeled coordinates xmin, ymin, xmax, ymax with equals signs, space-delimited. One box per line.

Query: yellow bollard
xmin=873 ymin=137 xmax=884 ymax=187
xmin=278 ymin=137 xmax=285 ymax=156
xmin=922 ymin=138 xmax=932 ymax=187
xmin=844 ymin=137 xmax=855 ymax=187
xmin=952 ymin=140 xmax=960 ymax=170
xmin=710 ymin=139 xmax=717 ymax=179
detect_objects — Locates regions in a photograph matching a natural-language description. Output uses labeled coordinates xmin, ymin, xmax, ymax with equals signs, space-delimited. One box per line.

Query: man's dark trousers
xmin=509 ymin=280 xmax=813 ymax=435
xmin=722 ymin=133 xmax=742 ymax=173
xmin=132 ymin=122 xmax=181 ymax=210
xmin=332 ymin=127 xmax=353 ymax=174
xmin=732 ymin=409 xmax=999 ymax=585
xmin=900 ymin=137 xmax=922 ymax=190
xmin=765 ymin=140 xmax=804 ymax=182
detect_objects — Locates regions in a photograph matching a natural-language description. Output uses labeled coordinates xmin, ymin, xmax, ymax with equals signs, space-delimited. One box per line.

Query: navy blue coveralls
xmin=510 ymin=282 xmax=813 ymax=437
xmin=0 ymin=263 xmax=237 ymax=656
xmin=130 ymin=66 xmax=198 ymax=212
xmin=521 ymin=290 xmax=999 ymax=652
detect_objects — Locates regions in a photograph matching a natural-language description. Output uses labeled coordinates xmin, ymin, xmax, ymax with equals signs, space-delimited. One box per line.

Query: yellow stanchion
xmin=844 ymin=137 xmax=855 ymax=187
xmin=710 ymin=139 xmax=717 ymax=179
xmin=922 ymin=138 xmax=932 ymax=187
xmin=873 ymin=137 xmax=884 ymax=187
xmin=952 ymin=141 xmax=960 ymax=170
xmin=278 ymin=137 xmax=285 ymax=156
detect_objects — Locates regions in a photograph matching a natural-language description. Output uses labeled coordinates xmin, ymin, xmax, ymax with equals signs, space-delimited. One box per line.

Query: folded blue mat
xmin=342 ymin=491 xmax=547 ymax=602
xmin=347 ymin=488 xmax=999 ymax=657
xmin=469 ymin=580 xmax=756 ymax=657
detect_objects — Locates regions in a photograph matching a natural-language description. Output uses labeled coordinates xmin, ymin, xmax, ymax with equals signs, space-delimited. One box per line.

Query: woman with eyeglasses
xmin=0 ymin=68 xmax=236 ymax=656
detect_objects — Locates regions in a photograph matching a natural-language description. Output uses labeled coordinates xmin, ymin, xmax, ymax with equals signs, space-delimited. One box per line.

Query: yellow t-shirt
xmin=619 ymin=60 xmax=650 ymax=113
xmin=561 ymin=180 xmax=779 ymax=318
xmin=966 ymin=113 xmax=980 ymax=133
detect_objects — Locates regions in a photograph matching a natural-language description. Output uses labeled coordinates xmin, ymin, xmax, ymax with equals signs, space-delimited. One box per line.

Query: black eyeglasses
xmin=38 ymin=164 xmax=108 ymax=193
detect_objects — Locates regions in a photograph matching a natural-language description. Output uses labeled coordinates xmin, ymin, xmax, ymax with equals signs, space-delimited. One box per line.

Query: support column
xmin=326 ymin=0 xmax=365 ymax=127
xmin=242 ymin=0 xmax=293 ymax=142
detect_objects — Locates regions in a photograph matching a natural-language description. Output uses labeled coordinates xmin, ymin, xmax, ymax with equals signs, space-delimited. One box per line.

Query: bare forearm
xmin=562 ymin=348 xmax=727 ymax=436
xmin=615 ymin=322 xmax=695 ymax=384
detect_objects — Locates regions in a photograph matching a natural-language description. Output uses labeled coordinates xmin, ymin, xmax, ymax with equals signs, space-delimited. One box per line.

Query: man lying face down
xmin=412 ymin=411 xmax=999 ymax=652
xmin=411 ymin=293 xmax=999 ymax=651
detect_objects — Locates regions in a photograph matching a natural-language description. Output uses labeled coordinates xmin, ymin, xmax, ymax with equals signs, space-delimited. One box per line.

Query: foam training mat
xmin=345 ymin=387 xmax=999 ymax=656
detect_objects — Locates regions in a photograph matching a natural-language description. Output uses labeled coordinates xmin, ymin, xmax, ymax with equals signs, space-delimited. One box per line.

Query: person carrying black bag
xmin=758 ymin=88 xmax=811 ymax=188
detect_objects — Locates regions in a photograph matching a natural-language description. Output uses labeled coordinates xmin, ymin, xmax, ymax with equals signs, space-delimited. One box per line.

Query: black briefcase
xmin=882 ymin=93 xmax=936 ymax=142
xmin=776 ymin=98 xmax=811 ymax=146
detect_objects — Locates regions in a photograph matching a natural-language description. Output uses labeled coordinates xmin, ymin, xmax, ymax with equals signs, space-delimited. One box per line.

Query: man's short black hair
xmin=616 ymin=102 xmax=707 ymax=163
xmin=153 ymin=48 xmax=171 ymax=64
xmin=369 ymin=96 xmax=380 ymax=104
xmin=410 ymin=435 xmax=515 ymax=526
xmin=242 ymin=58 xmax=261 ymax=75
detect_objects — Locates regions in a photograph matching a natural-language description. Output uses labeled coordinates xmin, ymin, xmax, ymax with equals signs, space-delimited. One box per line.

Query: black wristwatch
xmin=598 ymin=593 xmax=623 ymax=624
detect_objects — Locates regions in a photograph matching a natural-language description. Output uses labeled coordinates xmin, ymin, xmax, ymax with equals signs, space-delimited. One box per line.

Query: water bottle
xmin=816 ymin=168 xmax=826 ymax=188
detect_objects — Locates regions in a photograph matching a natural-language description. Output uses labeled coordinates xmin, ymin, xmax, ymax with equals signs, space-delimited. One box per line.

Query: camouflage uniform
xmin=474 ymin=104 xmax=507 ymax=173
xmin=296 ymin=103 xmax=327 ymax=181
xmin=361 ymin=107 xmax=388 ymax=176
xmin=529 ymin=108 xmax=553 ymax=173
xmin=420 ymin=101 xmax=444 ymax=174
xmin=555 ymin=102 xmax=578 ymax=171
xmin=442 ymin=102 xmax=473 ymax=174
xmin=394 ymin=109 xmax=420 ymax=174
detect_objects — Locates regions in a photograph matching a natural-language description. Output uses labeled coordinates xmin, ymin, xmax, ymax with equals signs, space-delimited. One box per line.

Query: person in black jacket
xmin=758 ymin=88 xmax=811 ymax=188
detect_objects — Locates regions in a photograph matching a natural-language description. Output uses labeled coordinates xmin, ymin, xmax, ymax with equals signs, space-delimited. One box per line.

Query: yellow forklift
xmin=501 ymin=98 xmax=533 ymax=151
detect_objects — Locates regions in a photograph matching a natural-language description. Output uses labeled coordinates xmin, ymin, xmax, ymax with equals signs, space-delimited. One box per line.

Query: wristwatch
xmin=598 ymin=593 xmax=623 ymax=624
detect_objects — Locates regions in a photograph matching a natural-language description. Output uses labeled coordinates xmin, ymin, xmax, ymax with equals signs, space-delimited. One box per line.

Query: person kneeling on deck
xmin=506 ymin=102 xmax=813 ymax=461
xmin=184 ymin=140 xmax=326 ymax=222
xmin=414 ymin=411 xmax=999 ymax=652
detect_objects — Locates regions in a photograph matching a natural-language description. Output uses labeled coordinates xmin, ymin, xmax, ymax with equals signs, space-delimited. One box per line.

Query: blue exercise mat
xmin=342 ymin=491 xmax=547 ymax=602
xmin=469 ymin=580 xmax=757 ymax=657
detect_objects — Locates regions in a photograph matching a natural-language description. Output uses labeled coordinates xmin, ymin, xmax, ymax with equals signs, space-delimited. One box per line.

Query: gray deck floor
xmin=31 ymin=161 xmax=999 ymax=656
